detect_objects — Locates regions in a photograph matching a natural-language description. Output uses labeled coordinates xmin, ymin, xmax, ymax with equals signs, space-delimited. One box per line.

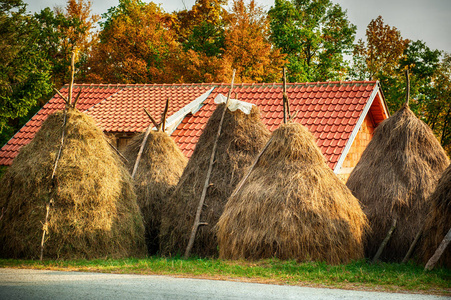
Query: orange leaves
xmin=85 ymin=0 xmax=285 ymax=84
xmin=222 ymin=0 xmax=286 ymax=83
xmin=360 ymin=16 xmax=410 ymax=79
xmin=61 ymin=0 xmax=99 ymax=57
xmin=87 ymin=0 xmax=181 ymax=83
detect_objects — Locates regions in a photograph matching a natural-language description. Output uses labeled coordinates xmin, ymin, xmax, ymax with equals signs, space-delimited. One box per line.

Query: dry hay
xmin=123 ymin=131 xmax=187 ymax=255
xmin=346 ymin=105 xmax=450 ymax=262
xmin=0 ymin=108 xmax=146 ymax=259
xmin=217 ymin=123 xmax=368 ymax=264
xmin=159 ymin=103 xmax=270 ymax=257
xmin=420 ymin=163 xmax=451 ymax=268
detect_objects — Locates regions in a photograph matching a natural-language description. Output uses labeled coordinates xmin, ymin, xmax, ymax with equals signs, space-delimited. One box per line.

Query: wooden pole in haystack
xmin=402 ymin=228 xmax=423 ymax=263
xmin=425 ymin=227 xmax=451 ymax=271
xmin=160 ymin=98 xmax=169 ymax=132
xmin=282 ymin=67 xmax=291 ymax=124
xmin=184 ymin=69 xmax=236 ymax=259
xmin=230 ymin=135 xmax=274 ymax=200
xmin=132 ymin=99 xmax=170 ymax=179
xmin=40 ymin=52 xmax=77 ymax=261
xmin=372 ymin=218 xmax=397 ymax=263
xmin=68 ymin=52 xmax=75 ymax=106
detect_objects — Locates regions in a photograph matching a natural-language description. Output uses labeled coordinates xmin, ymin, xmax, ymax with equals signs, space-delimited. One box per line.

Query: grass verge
xmin=0 ymin=257 xmax=449 ymax=295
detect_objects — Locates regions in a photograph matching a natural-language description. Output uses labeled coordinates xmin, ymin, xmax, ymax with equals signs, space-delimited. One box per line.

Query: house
xmin=0 ymin=81 xmax=389 ymax=181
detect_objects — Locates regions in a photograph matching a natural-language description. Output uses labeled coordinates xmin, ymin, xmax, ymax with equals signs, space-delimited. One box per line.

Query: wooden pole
xmin=372 ymin=218 xmax=397 ymax=263
xmin=72 ymin=88 xmax=83 ymax=108
xmin=184 ymin=69 xmax=236 ymax=259
xmin=68 ymin=52 xmax=75 ymax=106
xmin=425 ymin=227 xmax=451 ymax=271
xmin=230 ymin=135 xmax=273 ymax=199
xmin=404 ymin=69 xmax=410 ymax=107
xmin=51 ymin=109 xmax=67 ymax=179
xmin=40 ymin=199 xmax=53 ymax=261
xmin=144 ymin=108 xmax=159 ymax=129
xmin=402 ymin=228 xmax=422 ymax=263
xmin=53 ymin=88 xmax=69 ymax=106
xmin=41 ymin=108 xmax=68 ymax=261
xmin=107 ymin=139 xmax=129 ymax=162
xmin=131 ymin=124 xmax=153 ymax=179
xmin=161 ymin=98 xmax=169 ymax=132
xmin=283 ymin=68 xmax=287 ymax=124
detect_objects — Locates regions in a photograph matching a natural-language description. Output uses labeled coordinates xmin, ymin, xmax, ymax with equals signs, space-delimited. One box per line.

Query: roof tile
xmin=1 ymin=81 xmax=385 ymax=170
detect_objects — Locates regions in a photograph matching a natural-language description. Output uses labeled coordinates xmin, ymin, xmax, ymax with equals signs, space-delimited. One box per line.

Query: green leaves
xmin=0 ymin=0 xmax=53 ymax=135
xmin=269 ymin=0 xmax=356 ymax=82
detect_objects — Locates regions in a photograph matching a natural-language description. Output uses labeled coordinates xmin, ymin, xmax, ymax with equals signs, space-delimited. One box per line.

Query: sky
xmin=23 ymin=0 xmax=451 ymax=55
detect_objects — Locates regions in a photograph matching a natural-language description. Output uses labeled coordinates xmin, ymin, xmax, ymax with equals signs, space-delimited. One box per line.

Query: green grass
xmin=1 ymin=257 xmax=450 ymax=295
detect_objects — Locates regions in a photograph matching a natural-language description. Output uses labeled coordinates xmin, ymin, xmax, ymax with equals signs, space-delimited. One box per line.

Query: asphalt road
xmin=0 ymin=268 xmax=447 ymax=300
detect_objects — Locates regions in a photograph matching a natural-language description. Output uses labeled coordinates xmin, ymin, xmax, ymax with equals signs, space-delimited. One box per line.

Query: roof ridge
xmin=61 ymin=80 xmax=378 ymax=89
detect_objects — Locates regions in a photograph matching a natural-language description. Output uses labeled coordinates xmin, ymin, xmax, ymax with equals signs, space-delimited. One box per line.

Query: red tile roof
xmin=172 ymin=81 xmax=387 ymax=170
xmin=0 ymin=81 xmax=388 ymax=169
xmin=86 ymin=84 xmax=214 ymax=133
xmin=0 ymin=84 xmax=123 ymax=165
xmin=0 ymin=83 xmax=215 ymax=165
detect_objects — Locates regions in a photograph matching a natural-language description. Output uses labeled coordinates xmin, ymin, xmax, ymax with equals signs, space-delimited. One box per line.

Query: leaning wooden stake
xmin=372 ymin=218 xmax=397 ymax=263
xmin=231 ymin=135 xmax=273 ymax=199
xmin=402 ymin=228 xmax=423 ymax=263
xmin=425 ymin=227 xmax=451 ymax=271
xmin=184 ymin=69 xmax=236 ymax=258
xmin=40 ymin=104 xmax=68 ymax=261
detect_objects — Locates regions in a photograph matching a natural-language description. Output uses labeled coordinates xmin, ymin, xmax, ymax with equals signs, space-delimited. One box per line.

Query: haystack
xmin=159 ymin=103 xmax=270 ymax=257
xmin=420 ymin=163 xmax=451 ymax=268
xmin=346 ymin=104 xmax=449 ymax=262
xmin=124 ymin=131 xmax=187 ymax=255
xmin=0 ymin=108 xmax=146 ymax=259
xmin=217 ymin=123 xmax=368 ymax=264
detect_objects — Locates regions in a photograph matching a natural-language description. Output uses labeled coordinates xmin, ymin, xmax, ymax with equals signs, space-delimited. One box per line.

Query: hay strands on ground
xmin=425 ymin=227 xmax=451 ymax=270
xmin=184 ymin=69 xmax=236 ymax=259
xmin=131 ymin=98 xmax=169 ymax=179
xmin=40 ymin=52 xmax=79 ymax=261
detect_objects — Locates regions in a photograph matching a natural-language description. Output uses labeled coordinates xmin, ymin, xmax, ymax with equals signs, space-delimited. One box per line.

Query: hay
xmin=0 ymin=108 xmax=146 ymax=259
xmin=217 ymin=123 xmax=368 ymax=264
xmin=159 ymin=103 xmax=270 ymax=257
xmin=346 ymin=105 xmax=450 ymax=262
xmin=420 ymin=163 xmax=451 ymax=268
xmin=123 ymin=131 xmax=187 ymax=255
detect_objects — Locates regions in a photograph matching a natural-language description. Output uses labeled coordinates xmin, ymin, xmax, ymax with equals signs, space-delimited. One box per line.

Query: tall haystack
xmin=346 ymin=104 xmax=450 ymax=262
xmin=420 ymin=163 xmax=451 ymax=268
xmin=123 ymin=131 xmax=187 ymax=255
xmin=0 ymin=108 xmax=146 ymax=259
xmin=159 ymin=103 xmax=270 ymax=257
xmin=217 ymin=123 xmax=368 ymax=264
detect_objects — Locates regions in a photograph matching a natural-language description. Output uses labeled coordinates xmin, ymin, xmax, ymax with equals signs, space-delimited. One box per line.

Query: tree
xmin=35 ymin=0 xmax=99 ymax=88
xmin=422 ymin=53 xmax=451 ymax=155
xmin=221 ymin=0 xmax=286 ymax=83
xmin=171 ymin=0 xmax=228 ymax=83
xmin=86 ymin=0 xmax=181 ymax=83
xmin=352 ymin=16 xmax=409 ymax=81
xmin=0 ymin=0 xmax=52 ymax=142
xmin=268 ymin=0 xmax=356 ymax=82
xmin=175 ymin=0 xmax=226 ymax=57
xmin=351 ymin=16 xmax=410 ymax=112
